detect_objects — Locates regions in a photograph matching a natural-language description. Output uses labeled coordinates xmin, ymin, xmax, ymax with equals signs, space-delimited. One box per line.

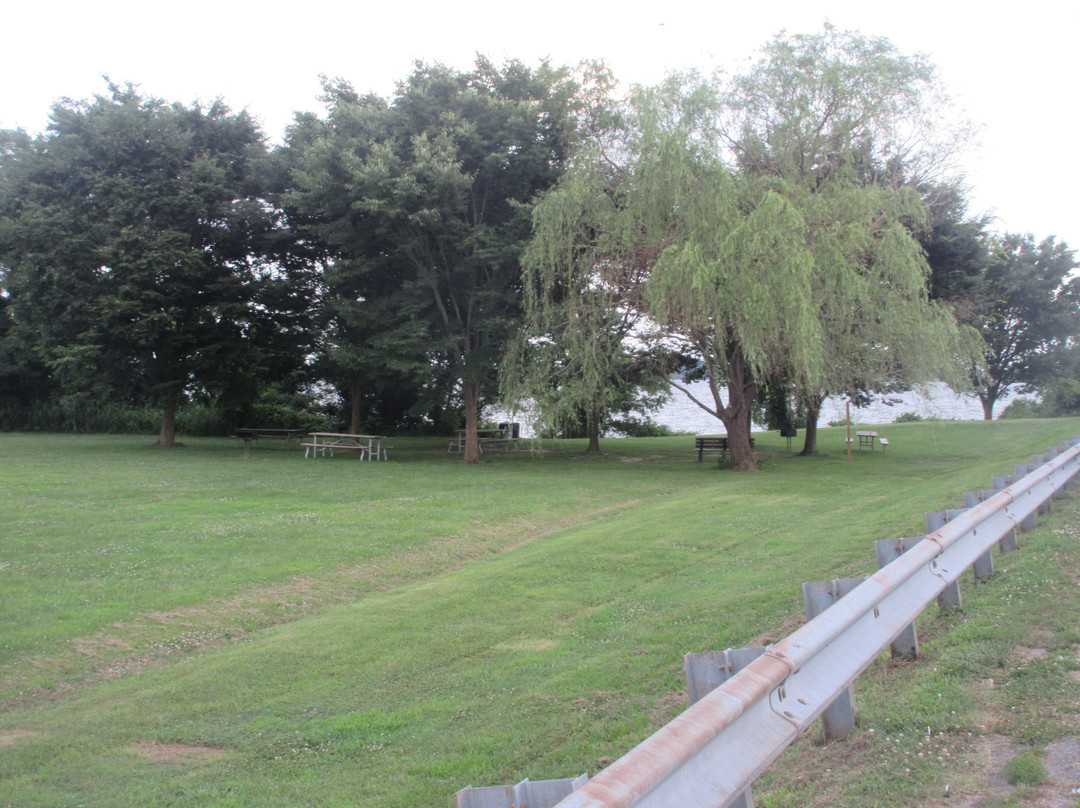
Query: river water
xmin=494 ymin=382 xmax=1023 ymax=438
xmin=654 ymin=381 xmax=1021 ymax=434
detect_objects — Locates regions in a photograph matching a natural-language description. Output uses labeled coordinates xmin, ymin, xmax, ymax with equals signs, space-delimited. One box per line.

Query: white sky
xmin=4 ymin=0 xmax=1077 ymax=250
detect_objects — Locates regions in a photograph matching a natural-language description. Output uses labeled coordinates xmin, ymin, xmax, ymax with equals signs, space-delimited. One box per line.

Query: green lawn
xmin=1 ymin=420 xmax=1078 ymax=807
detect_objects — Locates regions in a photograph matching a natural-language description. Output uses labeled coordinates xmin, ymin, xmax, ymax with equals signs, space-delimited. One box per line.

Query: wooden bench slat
xmin=694 ymin=436 xmax=754 ymax=461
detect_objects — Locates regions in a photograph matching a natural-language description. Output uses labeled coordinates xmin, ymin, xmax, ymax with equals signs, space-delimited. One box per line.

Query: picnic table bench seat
xmin=846 ymin=431 xmax=889 ymax=453
xmin=233 ymin=428 xmax=306 ymax=456
xmin=301 ymin=442 xmax=367 ymax=458
xmin=232 ymin=428 xmax=305 ymax=441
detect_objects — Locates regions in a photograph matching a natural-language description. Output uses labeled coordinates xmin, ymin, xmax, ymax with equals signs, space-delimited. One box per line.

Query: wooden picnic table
xmin=303 ymin=432 xmax=387 ymax=460
xmin=448 ymin=427 xmax=519 ymax=454
xmin=853 ymin=431 xmax=888 ymax=452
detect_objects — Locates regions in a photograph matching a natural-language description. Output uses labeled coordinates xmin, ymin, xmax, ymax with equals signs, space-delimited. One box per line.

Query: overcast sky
xmin=4 ymin=0 xmax=1077 ymax=250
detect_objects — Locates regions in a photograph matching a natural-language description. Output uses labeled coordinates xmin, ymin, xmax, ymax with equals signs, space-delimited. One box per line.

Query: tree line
xmin=1 ymin=27 xmax=1077 ymax=467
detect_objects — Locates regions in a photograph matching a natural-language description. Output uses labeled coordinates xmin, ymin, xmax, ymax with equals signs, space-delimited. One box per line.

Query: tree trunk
xmin=158 ymin=406 xmax=177 ymax=447
xmin=584 ymin=406 xmax=602 ymax=454
xmin=800 ymin=393 xmax=823 ymax=456
xmin=461 ymin=379 xmax=482 ymax=464
xmin=721 ymin=347 xmax=758 ymax=470
xmin=349 ymin=374 xmax=363 ymax=433
xmin=980 ymin=392 xmax=996 ymax=420
xmin=725 ymin=408 xmax=756 ymax=470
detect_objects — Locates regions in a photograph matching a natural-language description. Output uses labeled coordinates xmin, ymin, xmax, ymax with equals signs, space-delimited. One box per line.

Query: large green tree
xmin=281 ymin=91 xmax=454 ymax=436
xmin=717 ymin=27 xmax=975 ymax=455
xmin=288 ymin=59 xmax=580 ymax=462
xmin=527 ymin=74 xmax=827 ymax=470
xmin=0 ymin=84 xmax=312 ymax=444
xmin=524 ymin=30 xmax=973 ymax=469
xmin=505 ymin=69 xmax=671 ymax=453
xmin=963 ymin=233 xmax=1079 ymax=419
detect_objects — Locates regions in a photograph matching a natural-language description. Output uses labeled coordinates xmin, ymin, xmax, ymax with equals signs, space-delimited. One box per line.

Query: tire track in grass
xmin=0 ymin=499 xmax=643 ymax=711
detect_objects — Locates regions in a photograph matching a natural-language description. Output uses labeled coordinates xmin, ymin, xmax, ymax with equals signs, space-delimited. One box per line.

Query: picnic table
xmin=448 ymin=425 xmax=520 ymax=454
xmin=303 ymin=432 xmax=387 ymax=460
xmin=851 ymin=431 xmax=889 ymax=452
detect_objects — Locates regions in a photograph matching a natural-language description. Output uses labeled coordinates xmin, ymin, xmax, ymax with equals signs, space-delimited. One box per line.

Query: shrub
xmin=893 ymin=411 xmax=923 ymax=423
xmin=999 ymin=397 xmax=1041 ymax=419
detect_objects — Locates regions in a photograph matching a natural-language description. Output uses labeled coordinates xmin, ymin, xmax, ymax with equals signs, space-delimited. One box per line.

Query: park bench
xmin=232 ymin=427 xmax=305 ymax=456
xmin=695 ymin=435 xmax=754 ymax=461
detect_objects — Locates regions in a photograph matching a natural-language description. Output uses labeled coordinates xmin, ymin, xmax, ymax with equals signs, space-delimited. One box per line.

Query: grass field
xmin=1 ymin=420 xmax=1079 ymax=807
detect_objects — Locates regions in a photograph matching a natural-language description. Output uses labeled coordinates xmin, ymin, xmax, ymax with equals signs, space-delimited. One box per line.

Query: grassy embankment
xmin=1 ymin=420 xmax=1078 ymax=807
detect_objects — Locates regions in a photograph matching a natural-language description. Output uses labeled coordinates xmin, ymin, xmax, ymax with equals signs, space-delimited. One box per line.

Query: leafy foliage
xmin=0 ymin=84 xmax=315 ymax=444
xmin=718 ymin=27 xmax=977 ymax=455
xmin=287 ymin=59 xmax=580 ymax=459
xmin=521 ymin=28 xmax=974 ymax=468
xmin=962 ymin=233 xmax=1080 ymax=419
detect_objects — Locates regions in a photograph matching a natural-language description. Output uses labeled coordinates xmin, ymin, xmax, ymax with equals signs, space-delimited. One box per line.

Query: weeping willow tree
xmin=630 ymin=74 xmax=830 ymax=470
xmin=502 ymin=67 xmax=670 ymax=454
xmin=515 ymin=74 xmax=827 ymax=469
xmin=644 ymin=173 xmax=827 ymax=470
xmin=721 ymin=26 xmax=981 ymax=454
xmin=780 ymin=181 xmax=978 ymax=454
xmin=515 ymin=28 xmax=978 ymax=469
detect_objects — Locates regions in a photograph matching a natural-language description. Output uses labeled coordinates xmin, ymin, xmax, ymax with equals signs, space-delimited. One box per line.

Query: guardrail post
xmin=924 ymin=511 xmax=963 ymax=607
xmin=872 ymin=538 xmax=921 ymax=659
xmin=965 ymin=490 xmax=1018 ymax=554
xmin=683 ymin=647 xmax=768 ymax=808
xmin=992 ymin=475 xmax=1038 ymax=532
xmin=928 ymin=509 xmax=993 ymax=581
xmin=802 ymin=577 xmax=865 ymax=741
xmin=454 ymin=774 xmax=589 ymax=808
xmin=684 ymin=646 xmax=769 ymax=705
xmin=1017 ymin=463 xmax=1052 ymax=515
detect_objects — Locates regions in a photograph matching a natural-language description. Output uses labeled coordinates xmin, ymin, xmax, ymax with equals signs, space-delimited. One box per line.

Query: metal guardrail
xmin=550 ymin=439 xmax=1080 ymax=808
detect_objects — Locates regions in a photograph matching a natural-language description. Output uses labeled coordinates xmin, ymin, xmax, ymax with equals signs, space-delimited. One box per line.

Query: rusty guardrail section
xmin=554 ymin=441 xmax=1080 ymax=808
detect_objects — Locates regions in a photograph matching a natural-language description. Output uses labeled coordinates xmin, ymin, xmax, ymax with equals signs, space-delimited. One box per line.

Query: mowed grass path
xmin=1 ymin=420 xmax=1077 ymax=806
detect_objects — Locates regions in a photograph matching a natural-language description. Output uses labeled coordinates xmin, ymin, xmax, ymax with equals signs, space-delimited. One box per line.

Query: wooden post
xmin=846 ymin=400 xmax=852 ymax=463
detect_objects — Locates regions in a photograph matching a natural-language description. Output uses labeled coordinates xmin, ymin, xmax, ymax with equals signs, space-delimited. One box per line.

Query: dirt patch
xmin=946 ymin=734 xmax=1025 ymax=807
xmin=650 ymin=690 xmax=688 ymax=728
xmin=1009 ymin=646 xmax=1049 ymax=665
xmin=493 ymin=639 xmax=558 ymax=652
xmin=0 ymin=729 xmax=39 ymax=748
xmin=945 ymin=734 xmax=1080 ymax=808
xmin=750 ymin=612 xmax=807 ymax=646
xmin=1045 ymin=736 xmax=1080 ymax=792
xmin=132 ymin=741 xmax=227 ymax=763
